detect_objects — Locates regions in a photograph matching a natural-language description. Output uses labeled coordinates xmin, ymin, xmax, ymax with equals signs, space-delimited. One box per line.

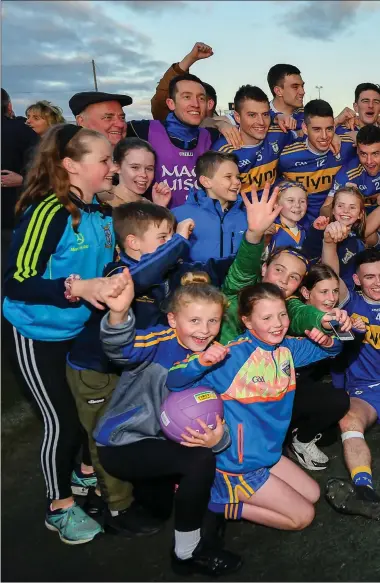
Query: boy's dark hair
xmin=355 ymin=248 xmax=380 ymax=271
xmin=357 ymin=124 xmax=380 ymax=147
xmin=195 ymin=151 xmax=239 ymax=181
xmin=234 ymin=85 xmax=269 ymax=114
xmin=238 ymin=282 xmax=285 ymax=322
xmin=203 ymin=82 xmax=217 ymax=110
xmin=113 ymin=137 xmax=156 ymax=166
xmin=1 ymin=88 xmax=10 ymax=117
xmin=168 ymin=74 xmax=206 ymax=101
xmin=267 ymin=64 xmax=301 ymax=97
xmin=354 ymin=83 xmax=380 ymax=103
xmin=112 ymin=201 xmax=175 ymax=247
xmin=304 ymin=99 xmax=334 ymax=125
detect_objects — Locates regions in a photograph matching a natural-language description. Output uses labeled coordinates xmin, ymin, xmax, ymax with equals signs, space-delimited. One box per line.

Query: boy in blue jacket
xmin=66 ymin=202 xmax=234 ymax=532
xmin=172 ymin=151 xmax=247 ymax=262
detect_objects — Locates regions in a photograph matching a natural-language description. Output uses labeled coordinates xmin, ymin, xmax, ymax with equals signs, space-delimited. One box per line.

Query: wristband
xmin=64 ymin=274 xmax=81 ymax=302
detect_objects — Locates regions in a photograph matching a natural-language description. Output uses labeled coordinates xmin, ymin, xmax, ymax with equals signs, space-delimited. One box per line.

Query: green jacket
xmin=220 ymin=237 xmax=325 ymax=344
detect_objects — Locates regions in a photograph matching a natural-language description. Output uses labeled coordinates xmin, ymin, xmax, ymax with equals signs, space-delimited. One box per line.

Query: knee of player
xmin=339 ymin=409 xmax=364 ymax=433
xmin=292 ymin=503 xmax=316 ymax=530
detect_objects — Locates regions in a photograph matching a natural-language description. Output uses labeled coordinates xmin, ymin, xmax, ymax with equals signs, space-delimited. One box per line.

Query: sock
xmin=351 ymin=465 xmax=373 ymax=489
xmin=174 ymin=528 xmax=201 ymax=560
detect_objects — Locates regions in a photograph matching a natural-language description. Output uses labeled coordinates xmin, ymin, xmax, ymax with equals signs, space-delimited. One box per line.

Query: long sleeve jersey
xmin=167 ymin=330 xmax=341 ymax=473
xmin=3 ymin=193 xmax=115 ymax=341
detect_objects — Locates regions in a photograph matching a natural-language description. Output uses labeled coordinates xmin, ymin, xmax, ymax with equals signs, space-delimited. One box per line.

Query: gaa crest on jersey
xmin=270 ymin=141 xmax=279 ymax=154
xmin=281 ymin=360 xmax=291 ymax=377
xmin=103 ymin=224 xmax=112 ymax=248
xmin=335 ymin=153 xmax=342 ymax=161
xmin=341 ymin=248 xmax=355 ymax=265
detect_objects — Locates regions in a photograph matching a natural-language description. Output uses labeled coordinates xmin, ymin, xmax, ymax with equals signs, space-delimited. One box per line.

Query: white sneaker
xmin=289 ymin=433 xmax=329 ymax=471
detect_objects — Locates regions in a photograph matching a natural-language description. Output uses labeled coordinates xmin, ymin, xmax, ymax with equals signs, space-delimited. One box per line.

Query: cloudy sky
xmin=2 ymin=0 xmax=380 ymax=121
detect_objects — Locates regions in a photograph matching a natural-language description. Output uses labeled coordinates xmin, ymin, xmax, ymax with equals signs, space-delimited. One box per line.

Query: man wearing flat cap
xmin=69 ymin=91 xmax=132 ymax=146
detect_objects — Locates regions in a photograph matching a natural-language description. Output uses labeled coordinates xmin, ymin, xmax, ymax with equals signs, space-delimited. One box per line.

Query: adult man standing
xmin=67 ymin=89 xmax=165 ymax=539
xmin=127 ymin=73 xmax=219 ymax=208
xmin=69 ymin=91 xmax=132 ymax=146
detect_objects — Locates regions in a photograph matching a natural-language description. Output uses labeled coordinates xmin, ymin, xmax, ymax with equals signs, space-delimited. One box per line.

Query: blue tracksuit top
xmin=3 ymin=193 xmax=115 ymax=341
xmin=172 ymin=187 xmax=247 ymax=262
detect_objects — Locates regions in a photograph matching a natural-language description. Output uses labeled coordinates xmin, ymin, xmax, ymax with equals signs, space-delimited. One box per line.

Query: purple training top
xmin=148 ymin=120 xmax=212 ymax=208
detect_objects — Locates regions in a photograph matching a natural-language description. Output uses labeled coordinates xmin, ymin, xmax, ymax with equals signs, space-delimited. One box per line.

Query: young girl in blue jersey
xmin=3 ymin=124 xmax=130 ymax=545
xmin=94 ymin=271 xmax=242 ymax=577
xmin=167 ymin=282 xmax=342 ymax=531
xmin=266 ymin=181 xmax=307 ymax=256
xmin=303 ymin=185 xmax=379 ymax=289
xmin=101 ymin=137 xmax=171 ymax=207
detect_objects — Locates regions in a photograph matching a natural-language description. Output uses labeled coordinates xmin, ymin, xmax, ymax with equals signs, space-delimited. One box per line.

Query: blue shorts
xmin=347 ymin=382 xmax=380 ymax=422
xmin=208 ymin=467 xmax=270 ymax=520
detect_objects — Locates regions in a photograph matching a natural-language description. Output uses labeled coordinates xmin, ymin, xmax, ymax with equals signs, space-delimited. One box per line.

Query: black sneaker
xmin=325 ymin=478 xmax=380 ymax=520
xmin=171 ymin=539 xmax=242 ymax=577
xmin=105 ymin=501 xmax=164 ymax=537
xmin=82 ymin=487 xmax=107 ymax=524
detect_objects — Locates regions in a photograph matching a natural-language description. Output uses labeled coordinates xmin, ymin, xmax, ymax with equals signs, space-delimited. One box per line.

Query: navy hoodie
xmin=172 ymin=188 xmax=248 ymax=262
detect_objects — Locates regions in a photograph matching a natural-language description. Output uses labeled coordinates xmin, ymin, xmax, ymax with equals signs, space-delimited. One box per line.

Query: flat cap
xmin=69 ymin=91 xmax=133 ymax=116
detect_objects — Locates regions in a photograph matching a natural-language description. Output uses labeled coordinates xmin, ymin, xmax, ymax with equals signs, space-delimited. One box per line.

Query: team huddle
xmin=2 ymin=42 xmax=380 ymax=578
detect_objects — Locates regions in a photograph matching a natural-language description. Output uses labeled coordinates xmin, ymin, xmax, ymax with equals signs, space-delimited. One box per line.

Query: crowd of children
xmin=2 ymin=62 xmax=380 ymax=578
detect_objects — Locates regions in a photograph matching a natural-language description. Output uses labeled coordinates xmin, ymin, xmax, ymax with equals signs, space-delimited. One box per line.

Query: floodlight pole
xmin=92 ymin=59 xmax=98 ymax=92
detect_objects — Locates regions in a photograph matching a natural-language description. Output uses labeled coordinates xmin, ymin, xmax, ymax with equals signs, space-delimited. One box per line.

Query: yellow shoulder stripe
xmin=134 ymin=332 xmax=177 ymax=348
xmin=135 ymin=327 xmax=174 ymax=341
xmin=14 ymin=195 xmax=62 ymax=283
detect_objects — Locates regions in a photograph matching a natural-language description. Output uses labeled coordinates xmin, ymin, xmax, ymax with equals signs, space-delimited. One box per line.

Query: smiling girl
xmin=102 ymin=138 xmax=171 ymax=208
xmin=3 ymin=124 xmax=129 ymax=545
xmin=167 ymin=282 xmax=342 ymax=531
xmin=266 ymin=181 xmax=308 ymax=255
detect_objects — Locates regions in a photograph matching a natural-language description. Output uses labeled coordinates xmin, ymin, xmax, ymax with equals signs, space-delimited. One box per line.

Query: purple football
xmin=160 ymin=387 xmax=223 ymax=443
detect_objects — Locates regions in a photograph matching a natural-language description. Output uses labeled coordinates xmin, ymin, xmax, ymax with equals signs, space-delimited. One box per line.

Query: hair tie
xmin=58 ymin=125 xmax=82 ymax=159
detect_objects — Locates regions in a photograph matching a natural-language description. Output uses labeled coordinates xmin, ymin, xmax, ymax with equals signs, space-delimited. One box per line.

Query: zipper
xmin=230 ymin=232 xmax=235 ymax=254
xmin=238 ymin=423 xmax=244 ymax=464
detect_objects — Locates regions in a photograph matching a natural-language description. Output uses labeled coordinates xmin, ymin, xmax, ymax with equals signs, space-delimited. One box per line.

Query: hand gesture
xmin=152 ymin=182 xmax=171 ymax=207
xmin=321 ymin=308 xmax=352 ymax=332
xmin=219 ymin=122 xmax=243 ymax=149
xmin=275 ymin=114 xmax=297 ymax=133
xmin=189 ymin=42 xmax=213 ymax=62
xmin=72 ymin=271 xmax=130 ymax=310
xmin=313 ymin=216 xmax=330 ymax=231
xmin=335 ymin=107 xmax=357 ymax=131
xmin=177 ymin=218 xmax=195 ymax=239
xmin=351 ymin=315 xmax=366 ymax=333
xmin=305 ymin=327 xmax=334 ymax=347
xmin=199 ymin=342 xmax=229 ymax=366
xmin=1 ymin=170 xmax=23 ymax=188
xmin=324 ymin=222 xmax=350 ymax=244
xmin=243 ymin=182 xmax=282 ymax=239
xmin=329 ymin=134 xmax=341 ymax=156
xmin=102 ymin=268 xmax=135 ymax=317
xmin=180 ymin=415 xmax=224 ymax=448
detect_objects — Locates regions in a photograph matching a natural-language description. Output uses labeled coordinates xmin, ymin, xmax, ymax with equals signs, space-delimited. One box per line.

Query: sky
xmin=2 ymin=0 xmax=380 ymax=121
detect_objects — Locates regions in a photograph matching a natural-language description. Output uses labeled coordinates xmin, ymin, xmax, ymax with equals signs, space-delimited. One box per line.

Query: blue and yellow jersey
xmin=335 ymin=123 xmax=360 ymax=136
xmin=270 ymin=102 xmax=304 ymax=131
xmin=278 ymin=136 xmax=357 ymax=225
xmin=268 ymin=219 xmax=306 ymax=255
xmin=328 ymin=156 xmax=380 ymax=214
xmin=341 ymin=290 xmax=380 ymax=387
xmin=3 ymin=194 xmax=115 ymax=341
xmin=212 ymin=126 xmax=294 ymax=197
xmin=167 ymin=330 xmax=341 ymax=473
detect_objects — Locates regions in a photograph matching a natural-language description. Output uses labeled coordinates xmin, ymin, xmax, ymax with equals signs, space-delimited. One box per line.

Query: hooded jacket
xmin=172 ymin=188 xmax=248 ymax=262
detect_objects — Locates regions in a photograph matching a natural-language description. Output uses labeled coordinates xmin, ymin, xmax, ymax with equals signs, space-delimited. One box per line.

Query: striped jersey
xmin=212 ymin=126 xmax=294 ymax=197
xmin=278 ymin=136 xmax=357 ymax=226
xmin=270 ymin=101 xmax=304 ymax=131
xmin=328 ymin=156 xmax=380 ymax=214
xmin=3 ymin=193 xmax=115 ymax=341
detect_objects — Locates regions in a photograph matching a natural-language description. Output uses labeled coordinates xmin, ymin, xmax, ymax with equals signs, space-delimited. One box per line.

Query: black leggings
xmin=4 ymin=321 xmax=91 ymax=500
xmin=289 ymin=377 xmax=350 ymax=443
xmin=98 ymin=439 xmax=216 ymax=531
